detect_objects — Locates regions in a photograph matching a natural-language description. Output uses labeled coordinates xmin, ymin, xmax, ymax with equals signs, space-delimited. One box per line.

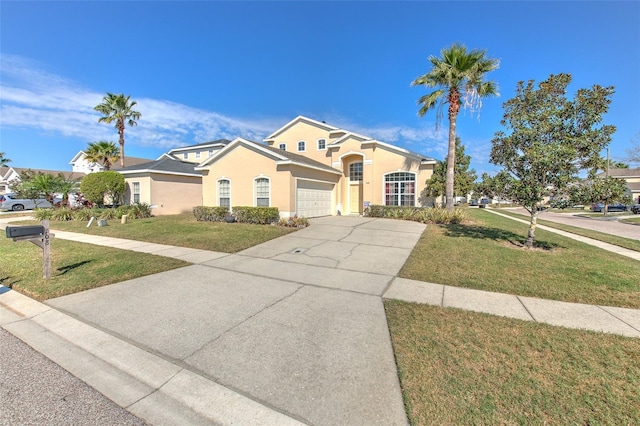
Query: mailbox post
xmin=5 ymin=220 xmax=53 ymax=279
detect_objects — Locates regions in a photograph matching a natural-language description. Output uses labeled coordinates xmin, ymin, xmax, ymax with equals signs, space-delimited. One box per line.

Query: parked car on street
xmin=590 ymin=203 xmax=628 ymax=213
xmin=0 ymin=193 xmax=54 ymax=211
xmin=631 ymin=204 xmax=640 ymax=214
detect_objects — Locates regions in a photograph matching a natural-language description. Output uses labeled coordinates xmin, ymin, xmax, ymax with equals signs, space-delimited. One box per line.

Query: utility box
xmin=5 ymin=225 xmax=45 ymax=239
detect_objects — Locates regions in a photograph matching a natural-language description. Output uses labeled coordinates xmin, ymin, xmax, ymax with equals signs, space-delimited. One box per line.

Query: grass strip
xmin=19 ymin=213 xmax=296 ymax=253
xmin=386 ymin=301 xmax=640 ymax=425
xmin=0 ymin=237 xmax=188 ymax=300
xmin=399 ymin=209 xmax=640 ymax=308
xmin=494 ymin=209 xmax=640 ymax=252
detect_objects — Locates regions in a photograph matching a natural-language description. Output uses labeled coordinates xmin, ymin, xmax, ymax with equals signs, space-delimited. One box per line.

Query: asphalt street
xmin=0 ymin=328 xmax=146 ymax=426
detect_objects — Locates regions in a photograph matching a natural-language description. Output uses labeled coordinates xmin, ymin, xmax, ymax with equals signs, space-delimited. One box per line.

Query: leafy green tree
xmin=490 ymin=73 xmax=616 ymax=248
xmin=80 ymin=171 xmax=126 ymax=206
xmin=0 ymin=152 xmax=11 ymax=167
xmin=474 ymin=171 xmax=511 ymax=204
xmin=9 ymin=170 xmax=80 ymax=207
xmin=412 ymin=43 xmax=499 ymax=210
xmin=421 ymin=137 xmax=476 ymax=205
xmin=94 ymin=93 xmax=141 ymax=168
xmin=568 ymin=176 xmax=629 ymax=215
xmin=85 ymin=141 xmax=120 ymax=170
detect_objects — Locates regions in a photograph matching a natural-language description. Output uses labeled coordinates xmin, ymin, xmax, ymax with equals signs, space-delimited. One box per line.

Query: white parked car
xmin=0 ymin=193 xmax=54 ymax=211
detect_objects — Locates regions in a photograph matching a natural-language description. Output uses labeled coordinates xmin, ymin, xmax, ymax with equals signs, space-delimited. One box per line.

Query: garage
xmin=296 ymin=179 xmax=334 ymax=217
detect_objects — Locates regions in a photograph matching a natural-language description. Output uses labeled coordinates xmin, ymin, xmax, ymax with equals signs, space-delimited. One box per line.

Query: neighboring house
xmin=598 ymin=168 xmax=640 ymax=204
xmin=118 ymin=155 xmax=204 ymax=215
xmin=196 ymin=116 xmax=437 ymax=218
xmin=69 ymin=151 xmax=153 ymax=173
xmin=0 ymin=166 xmax=84 ymax=195
xmin=165 ymin=140 xmax=231 ymax=163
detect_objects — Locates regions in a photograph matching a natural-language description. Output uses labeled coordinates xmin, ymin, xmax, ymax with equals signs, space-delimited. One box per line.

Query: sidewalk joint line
xmin=516 ymin=296 xmax=537 ymax=322
xmin=596 ymin=305 xmax=640 ymax=333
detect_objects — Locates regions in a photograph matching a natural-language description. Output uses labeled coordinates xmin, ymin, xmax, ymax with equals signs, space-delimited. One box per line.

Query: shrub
xmin=278 ymin=216 xmax=309 ymax=228
xmin=193 ymin=206 xmax=230 ymax=222
xmin=72 ymin=208 xmax=95 ymax=221
xmin=365 ymin=205 xmax=467 ymax=224
xmin=51 ymin=207 xmax=74 ymax=221
xmin=125 ymin=203 xmax=152 ymax=219
xmin=234 ymin=206 xmax=280 ymax=225
xmin=80 ymin=171 xmax=125 ymax=206
xmin=32 ymin=208 xmax=53 ymax=220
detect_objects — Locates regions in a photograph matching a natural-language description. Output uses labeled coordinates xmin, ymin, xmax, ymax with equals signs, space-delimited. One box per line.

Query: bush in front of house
xmin=278 ymin=216 xmax=310 ymax=228
xmin=233 ymin=206 xmax=280 ymax=225
xmin=193 ymin=206 xmax=230 ymax=222
xmin=365 ymin=205 xmax=467 ymax=224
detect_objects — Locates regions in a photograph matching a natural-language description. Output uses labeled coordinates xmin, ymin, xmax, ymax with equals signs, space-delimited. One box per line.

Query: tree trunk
xmin=525 ymin=210 xmax=539 ymax=249
xmin=445 ymin=109 xmax=459 ymax=211
xmin=118 ymin=119 xmax=125 ymax=168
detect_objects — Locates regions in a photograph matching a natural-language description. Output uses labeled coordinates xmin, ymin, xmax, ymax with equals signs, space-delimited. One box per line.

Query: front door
xmin=348 ymin=162 xmax=363 ymax=214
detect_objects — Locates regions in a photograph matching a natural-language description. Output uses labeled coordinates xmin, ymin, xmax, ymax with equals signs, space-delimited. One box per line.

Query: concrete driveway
xmin=45 ymin=216 xmax=426 ymax=425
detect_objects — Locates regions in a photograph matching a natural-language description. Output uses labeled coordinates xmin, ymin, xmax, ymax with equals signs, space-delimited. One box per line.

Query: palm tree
xmin=412 ymin=43 xmax=499 ymax=210
xmin=0 ymin=152 xmax=11 ymax=167
xmin=85 ymin=141 xmax=120 ymax=170
xmin=94 ymin=93 xmax=141 ymax=168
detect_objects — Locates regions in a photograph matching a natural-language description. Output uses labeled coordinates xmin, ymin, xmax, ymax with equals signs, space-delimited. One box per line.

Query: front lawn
xmin=23 ymin=213 xmax=297 ymax=253
xmin=0 ymin=237 xmax=188 ymax=300
xmin=399 ymin=208 xmax=640 ymax=308
xmin=386 ymin=301 xmax=640 ymax=425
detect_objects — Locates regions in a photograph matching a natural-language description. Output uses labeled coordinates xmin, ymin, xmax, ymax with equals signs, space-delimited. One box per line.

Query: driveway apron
xmin=46 ymin=216 xmax=426 ymax=425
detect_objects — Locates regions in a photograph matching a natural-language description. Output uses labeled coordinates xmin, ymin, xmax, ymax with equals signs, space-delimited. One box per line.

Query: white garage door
xmin=296 ymin=180 xmax=334 ymax=218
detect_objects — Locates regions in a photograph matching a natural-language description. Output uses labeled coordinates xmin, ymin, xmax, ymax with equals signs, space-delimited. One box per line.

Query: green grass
xmin=386 ymin=301 xmax=640 ymax=425
xmin=23 ymin=213 xmax=297 ymax=253
xmin=494 ymin=208 xmax=640 ymax=252
xmin=400 ymin=208 xmax=640 ymax=308
xmin=0 ymin=237 xmax=188 ymax=300
xmin=621 ymin=217 xmax=640 ymax=226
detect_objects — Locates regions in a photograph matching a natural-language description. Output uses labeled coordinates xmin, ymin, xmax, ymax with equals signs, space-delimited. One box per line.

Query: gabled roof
xmin=167 ymin=139 xmax=231 ymax=154
xmin=264 ymin=116 xmax=339 ymax=143
xmin=4 ymin=167 xmax=85 ymax=180
xmin=112 ymin=156 xmax=155 ymax=169
xmin=597 ymin=168 xmax=640 ymax=178
xmin=196 ymin=137 xmax=341 ymax=175
xmin=118 ymin=156 xmax=201 ymax=177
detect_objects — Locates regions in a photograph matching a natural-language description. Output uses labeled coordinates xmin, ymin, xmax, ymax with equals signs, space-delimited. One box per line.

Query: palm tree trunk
xmin=445 ymin=112 xmax=458 ymax=210
xmin=118 ymin=119 xmax=125 ymax=168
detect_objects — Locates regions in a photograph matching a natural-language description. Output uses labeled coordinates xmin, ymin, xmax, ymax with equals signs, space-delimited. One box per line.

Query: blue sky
xmin=1 ymin=1 xmax=639 ymax=177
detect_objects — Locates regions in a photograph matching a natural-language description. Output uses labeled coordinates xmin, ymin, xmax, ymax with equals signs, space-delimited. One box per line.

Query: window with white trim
xmin=196 ymin=151 xmax=201 ymax=159
xmin=218 ymin=179 xmax=230 ymax=209
xmin=297 ymin=141 xmax=306 ymax=152
xmin=255 ymin=177 xmax=270 ymax=207
xmin=349 ymin=162 xmax=363 ymax=182
xmin=317 ymin=139 xmax=326 ymax=150
xmin=209 ymin=149 xmax=214 ymax=157
xmin=132 ymin=181 xmax=140 ymax=204
xmin=183 ymin=152 xmax=188 ymax=160
xmin=279 ymin=143 xmax=286 ymax=151
xmin=385 ymin=172 xmax=415 ymax=206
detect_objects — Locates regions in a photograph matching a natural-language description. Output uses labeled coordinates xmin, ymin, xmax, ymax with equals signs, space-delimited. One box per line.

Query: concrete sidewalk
xmin=1 ymin=215 xmax=639 ymax=426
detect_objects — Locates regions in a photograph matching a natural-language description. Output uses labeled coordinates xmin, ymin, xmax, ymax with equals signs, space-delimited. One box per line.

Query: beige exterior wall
xmin=266 ymin=121 xmax=436 ymax=213
xmin=125 ymin=173 xmax=201 ymax=215
xmin=201 ymin=145 xmax=293 ymax=213
xmin=266 ymin=120 xmax=334 ymax=166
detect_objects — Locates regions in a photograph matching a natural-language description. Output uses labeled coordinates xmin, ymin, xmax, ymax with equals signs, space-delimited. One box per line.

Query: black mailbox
xmin=5 ymin=225 xmax=45 ymax=239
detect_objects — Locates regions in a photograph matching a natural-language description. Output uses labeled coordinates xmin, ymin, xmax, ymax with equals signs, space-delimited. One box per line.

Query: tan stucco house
xmin=196 ymin=116 xmax=437 ymax=217
xmin=598 ymin=168 xmax=640 ymax=204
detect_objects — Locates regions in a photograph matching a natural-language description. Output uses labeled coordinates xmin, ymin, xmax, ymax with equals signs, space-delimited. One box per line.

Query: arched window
xmin=384 ymin=172 xmax=416 ymax=206
xmin=255 ymin=177 xmax=270 ymax=207
xmin=218 ymin=179 xmax=230 ymax=209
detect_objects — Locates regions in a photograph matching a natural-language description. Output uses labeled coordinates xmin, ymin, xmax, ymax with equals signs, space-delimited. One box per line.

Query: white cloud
xmin=0 ymin=53 xmax=454 ymax=163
